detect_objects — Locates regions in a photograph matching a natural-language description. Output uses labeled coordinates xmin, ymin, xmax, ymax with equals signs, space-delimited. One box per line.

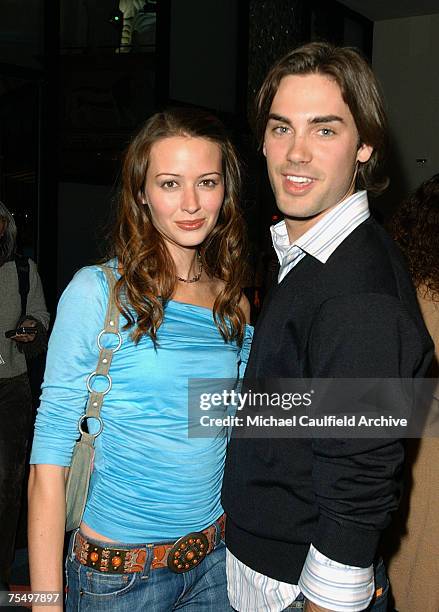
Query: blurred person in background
xmin=0 ymin=201 xmax=49 ymax=595
xmin=385 ymin=174 xmax=439 ymax=612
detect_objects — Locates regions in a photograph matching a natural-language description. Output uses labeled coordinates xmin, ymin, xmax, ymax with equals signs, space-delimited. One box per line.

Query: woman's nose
xmin=181 ymin=187 xmax=201 ymax=213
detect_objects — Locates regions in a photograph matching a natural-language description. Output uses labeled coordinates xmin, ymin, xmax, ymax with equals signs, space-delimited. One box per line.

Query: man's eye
xmin=273 ymin=125 xmax=289 ymax=135
xmin=318 ymin=128 xmax=335 ymax=136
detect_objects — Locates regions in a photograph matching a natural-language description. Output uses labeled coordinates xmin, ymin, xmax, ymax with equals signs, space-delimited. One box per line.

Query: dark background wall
xmin=169 ymin=0 xmax=239 ymax=113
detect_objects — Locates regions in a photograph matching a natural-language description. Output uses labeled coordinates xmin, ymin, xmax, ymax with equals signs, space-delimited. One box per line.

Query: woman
xmin=385 ymin=174 xmax=439 ymax=612
xmin=0 ymin=202 xmax=49 ymax=594
xmin=29 ymin=108 xmax=253 ymax=611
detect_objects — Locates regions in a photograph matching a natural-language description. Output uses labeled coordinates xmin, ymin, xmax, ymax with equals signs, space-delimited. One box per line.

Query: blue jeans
xmin=282 ymin=559 xmax=389 ymax=611
xmin=367 ymin=558 xmax=389 ymax=612
xmin=65 ymin=530 xmax=233 ymax=611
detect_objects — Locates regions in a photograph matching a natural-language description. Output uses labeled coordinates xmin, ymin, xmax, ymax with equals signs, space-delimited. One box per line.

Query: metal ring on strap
xmin=97 ymin=329 xmax=122 ymax=352
xmin=78 ymin=415 xmax=104 ymax=437
xmin=86 ymin=372 xmax=112 ymax=395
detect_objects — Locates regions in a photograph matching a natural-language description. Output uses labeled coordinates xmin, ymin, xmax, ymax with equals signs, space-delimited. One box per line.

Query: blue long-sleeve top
xmin=30 ymin=264 xmax=253 ymax=542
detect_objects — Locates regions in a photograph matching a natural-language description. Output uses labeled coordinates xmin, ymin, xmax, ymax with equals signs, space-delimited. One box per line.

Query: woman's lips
xmin=175 ymin=219 xmax=205 ymax=231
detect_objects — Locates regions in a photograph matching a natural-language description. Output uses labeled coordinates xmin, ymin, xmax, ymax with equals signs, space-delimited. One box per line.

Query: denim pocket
xmin=76 ymin=558 xmax=138 ymax=597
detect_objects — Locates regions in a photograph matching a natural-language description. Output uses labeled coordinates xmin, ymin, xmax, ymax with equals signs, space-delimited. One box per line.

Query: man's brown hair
xmin=255 ymin=42 xmax=389 ymax=194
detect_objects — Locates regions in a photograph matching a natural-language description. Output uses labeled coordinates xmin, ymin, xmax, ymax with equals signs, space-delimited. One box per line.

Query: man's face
xmin=263 ymin=73 xmax=373 ymax=238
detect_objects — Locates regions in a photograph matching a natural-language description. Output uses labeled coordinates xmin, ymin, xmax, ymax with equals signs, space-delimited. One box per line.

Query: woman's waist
xmin=89 ymin=461 xmax=224 ymax=506
xmin=82 ymin=491 xmax=224 ymax=543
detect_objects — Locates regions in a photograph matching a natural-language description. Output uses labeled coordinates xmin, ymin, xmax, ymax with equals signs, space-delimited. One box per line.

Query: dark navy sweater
xmin=222 ymin=218 xmax=433 ymax=584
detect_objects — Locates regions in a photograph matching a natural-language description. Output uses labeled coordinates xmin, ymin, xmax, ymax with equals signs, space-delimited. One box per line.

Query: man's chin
xmin=281 ymin=208 xmax=323 ymax=222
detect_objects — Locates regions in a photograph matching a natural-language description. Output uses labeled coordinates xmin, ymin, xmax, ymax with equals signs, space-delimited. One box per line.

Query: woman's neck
xmin=168 ymin=244 xmax=201 ymax=282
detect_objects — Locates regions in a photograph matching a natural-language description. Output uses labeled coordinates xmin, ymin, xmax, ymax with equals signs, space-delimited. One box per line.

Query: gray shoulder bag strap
xmin=65 ymin=265 xmax=121 ymax=532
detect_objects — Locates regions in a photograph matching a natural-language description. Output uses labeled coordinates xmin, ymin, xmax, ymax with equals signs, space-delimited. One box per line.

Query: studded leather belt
xmin=74 ymin=515 xmax=225 ymax=574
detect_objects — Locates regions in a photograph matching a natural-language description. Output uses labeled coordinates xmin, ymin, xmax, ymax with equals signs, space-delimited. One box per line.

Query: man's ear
xmin=262 ymin=141 xmax=267 ymax=157
xmin=357 ymin=143 xmax=373 ymax=164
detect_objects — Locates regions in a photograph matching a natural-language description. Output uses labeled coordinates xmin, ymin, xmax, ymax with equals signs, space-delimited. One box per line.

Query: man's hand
xmin=304 ymin=600 xmax=335 ymax=612
xmin=11 ymin=318 xmax=38 ymax=343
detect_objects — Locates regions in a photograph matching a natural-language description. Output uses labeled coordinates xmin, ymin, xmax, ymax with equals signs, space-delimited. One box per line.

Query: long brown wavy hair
xmin=254 ymin=42 xmax=389 ymax=195
xmin=389 ymin=174 xmax=439 ymax=300
xmin=108 ymin=107 xmax=248 ymax=345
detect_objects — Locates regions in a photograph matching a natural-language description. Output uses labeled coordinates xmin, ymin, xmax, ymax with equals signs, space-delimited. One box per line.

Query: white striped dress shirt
xmin=227 ymin=191 xmax=375 ymax=611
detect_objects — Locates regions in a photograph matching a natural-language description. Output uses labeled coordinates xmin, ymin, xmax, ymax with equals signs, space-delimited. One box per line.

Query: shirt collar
xmin=270 ymin=190 xmax=370 ymax=267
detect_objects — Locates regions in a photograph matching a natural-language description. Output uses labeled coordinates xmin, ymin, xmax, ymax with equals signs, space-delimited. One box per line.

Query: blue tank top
xmin=30 ymin=264 xmax=253 ymax=541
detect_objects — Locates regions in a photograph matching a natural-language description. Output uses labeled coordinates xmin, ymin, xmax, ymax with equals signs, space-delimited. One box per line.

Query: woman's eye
xmin=161 ymin=180 xmax=178 ymax=188
xmin=199 ymin=179 xmax=218 ymax=187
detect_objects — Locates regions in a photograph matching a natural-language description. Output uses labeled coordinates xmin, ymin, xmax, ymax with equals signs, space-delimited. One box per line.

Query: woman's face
xmin=144 ymin=136 xmax=224 ymax=250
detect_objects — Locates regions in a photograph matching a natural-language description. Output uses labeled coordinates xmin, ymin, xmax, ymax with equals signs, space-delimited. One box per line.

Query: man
xmin=222 ymin=43 xmax=433 ymax=612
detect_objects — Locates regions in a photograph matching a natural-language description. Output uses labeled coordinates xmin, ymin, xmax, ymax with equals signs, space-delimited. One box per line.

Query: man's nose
xmin=286 ymin=135 xmax=312 ymax=165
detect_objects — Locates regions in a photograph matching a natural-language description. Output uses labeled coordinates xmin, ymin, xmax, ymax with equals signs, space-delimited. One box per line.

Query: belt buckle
xmin=167 ymin=531 xmax=209 ymax=573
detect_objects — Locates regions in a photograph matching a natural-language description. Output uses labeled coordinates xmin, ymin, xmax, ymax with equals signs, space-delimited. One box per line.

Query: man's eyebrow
xmin=267 ymin=114 xmax=345 ymax=126
xmin=267 ymin=113 xmax=292 ymax=125
xmin=309 ymin=115 xmax=344 ymax=124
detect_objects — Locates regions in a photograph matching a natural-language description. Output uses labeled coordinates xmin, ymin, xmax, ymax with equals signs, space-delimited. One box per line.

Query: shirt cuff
xmin=298 ymin=544 xmax=374 ymax=611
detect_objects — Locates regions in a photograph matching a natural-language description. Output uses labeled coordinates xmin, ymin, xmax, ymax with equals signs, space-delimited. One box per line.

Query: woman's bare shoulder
xmin=209 ymin=278 xmax=251 ymax=323
xmin=239 ymin=292 xmax=251 ymax=323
